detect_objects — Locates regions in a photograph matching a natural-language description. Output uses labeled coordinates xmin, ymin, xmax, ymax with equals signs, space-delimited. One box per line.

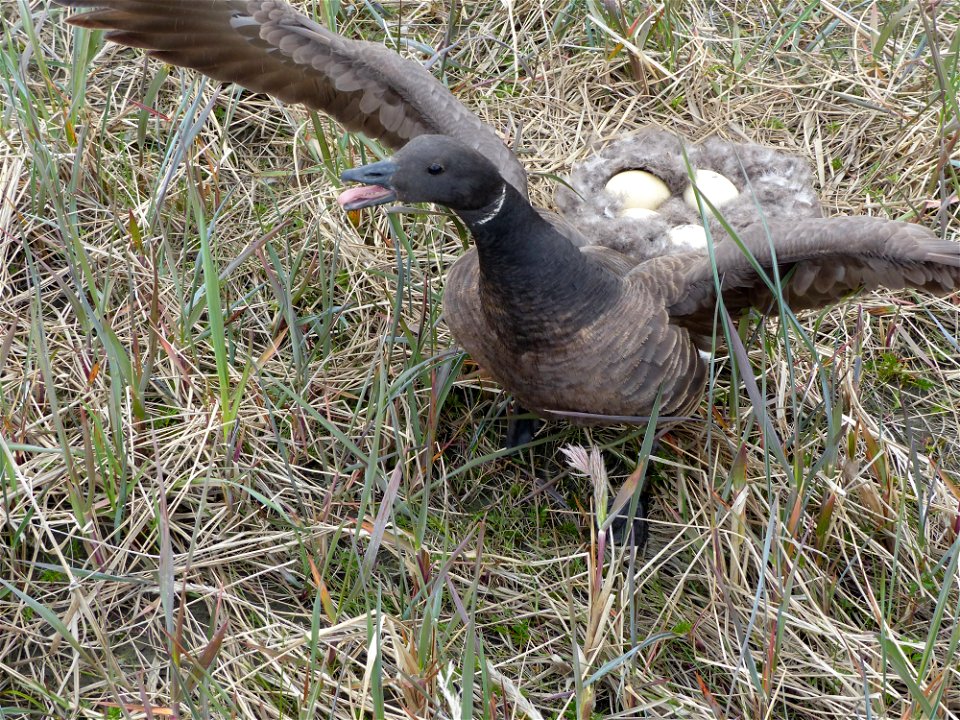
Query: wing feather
xmin=652 ymin=217 xmax=959 ymax=335
xmin=54 ymin=0 xmax=528 ymax=196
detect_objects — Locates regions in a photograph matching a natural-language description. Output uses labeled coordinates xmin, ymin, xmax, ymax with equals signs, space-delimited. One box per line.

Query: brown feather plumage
xmin=444 ymin=215 xmax=958 ymax=422
xmin=56 ymin=0 xmax=960 ymax=425
xmin=54 ymin=0 xmax=528 ymax=196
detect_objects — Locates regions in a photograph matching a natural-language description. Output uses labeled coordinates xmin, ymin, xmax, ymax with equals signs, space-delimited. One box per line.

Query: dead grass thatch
xmin=1 ymin=1 xmax=959 ymax=718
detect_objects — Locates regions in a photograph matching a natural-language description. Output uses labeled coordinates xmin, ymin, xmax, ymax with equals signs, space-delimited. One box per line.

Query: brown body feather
xmin=446 ymin=206 xmax=959 ymax=422
xmin=57 ymin=0 xmax=960 ymax=424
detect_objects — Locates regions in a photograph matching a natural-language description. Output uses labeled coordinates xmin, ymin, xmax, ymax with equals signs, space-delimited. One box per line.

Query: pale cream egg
xmin=605 ymin=170 xmax=671 ymax=211
xmin=619 ymin=207 xmax=660 ymax=221
xmin=683 ymin=169 xmax=739 ymax=215
xmin=667 ymin=223 xmax=708 ymax=251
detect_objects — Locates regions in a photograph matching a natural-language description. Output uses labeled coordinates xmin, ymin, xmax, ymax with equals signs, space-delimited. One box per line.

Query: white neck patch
xmin=472 ymin=184 xmax=506 ymax=226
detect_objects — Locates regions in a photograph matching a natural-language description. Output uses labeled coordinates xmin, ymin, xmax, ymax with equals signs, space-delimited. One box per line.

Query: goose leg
xmin=610 ymin=489 xmax=650 ymax=550
xmin=610 ymin=444 xmax=662 ymax=551
xmin=505 ymin=405 xmax=543 ymax=448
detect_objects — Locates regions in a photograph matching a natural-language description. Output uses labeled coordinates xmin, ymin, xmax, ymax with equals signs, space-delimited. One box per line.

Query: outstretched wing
xmin=55 ymin=0 xmax=528 ymax=196
xmin=642 ymin=217 xmax=959 ymax=336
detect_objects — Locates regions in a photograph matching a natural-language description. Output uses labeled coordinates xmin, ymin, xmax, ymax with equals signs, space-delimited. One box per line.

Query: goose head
xmin=338 ymin=135 xmax=507 ymax=213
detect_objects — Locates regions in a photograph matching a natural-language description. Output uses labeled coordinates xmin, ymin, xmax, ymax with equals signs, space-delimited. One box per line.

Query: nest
xmin=555 ymin=127 xmax=823 ymax=263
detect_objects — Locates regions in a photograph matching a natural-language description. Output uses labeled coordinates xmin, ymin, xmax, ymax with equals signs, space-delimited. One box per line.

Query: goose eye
xmin=427 ymin=163 xmax=444 ymax=175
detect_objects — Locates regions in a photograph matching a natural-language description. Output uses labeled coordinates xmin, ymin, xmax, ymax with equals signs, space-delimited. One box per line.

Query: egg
xmin=683 ymin=169 xmax=739 ymax=215
xmin=604 ymin=170 xmax=671 ymax=211
xmin=667 ymin=224 xmax=708 ymax=251
xmin=619 ymin=207 xmax=659 ymax=220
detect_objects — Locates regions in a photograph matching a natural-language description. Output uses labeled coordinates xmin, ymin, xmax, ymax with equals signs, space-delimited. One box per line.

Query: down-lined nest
xmin=556 ymin=127 xmax=824 ymax=263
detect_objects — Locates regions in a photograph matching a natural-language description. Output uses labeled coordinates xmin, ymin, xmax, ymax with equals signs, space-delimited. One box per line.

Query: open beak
xmin=338 ymin=159 xmax=399 ymax=210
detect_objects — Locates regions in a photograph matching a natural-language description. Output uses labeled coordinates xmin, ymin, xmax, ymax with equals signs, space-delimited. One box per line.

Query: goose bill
xmin=337 ymin=184 xmax=396 ymax=210
xmin=339 ymin=160 xmax=399 ymax=209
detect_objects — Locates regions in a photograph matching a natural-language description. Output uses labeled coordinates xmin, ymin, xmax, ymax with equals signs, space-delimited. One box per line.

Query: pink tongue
xmin=337 ymin=185 xmax=392 ymax=207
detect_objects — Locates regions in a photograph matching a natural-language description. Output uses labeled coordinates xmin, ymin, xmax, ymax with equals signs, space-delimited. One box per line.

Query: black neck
xmin=458 ymin=184 xmax=622 ymax=350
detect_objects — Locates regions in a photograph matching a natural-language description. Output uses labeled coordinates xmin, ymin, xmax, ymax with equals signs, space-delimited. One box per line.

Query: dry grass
xmin=2 ymin=1 xmax=959 ymax=718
